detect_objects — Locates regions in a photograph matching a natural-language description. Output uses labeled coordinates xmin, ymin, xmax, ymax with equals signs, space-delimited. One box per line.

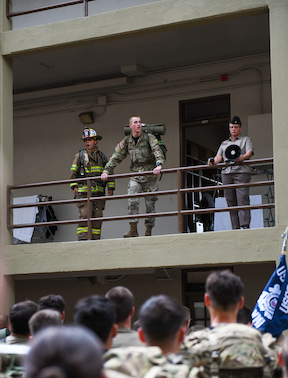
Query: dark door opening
xmin=182 ymin=266 xmax=233 ymax=328
xmin=179 ymin=94 xmax=230 ymax=233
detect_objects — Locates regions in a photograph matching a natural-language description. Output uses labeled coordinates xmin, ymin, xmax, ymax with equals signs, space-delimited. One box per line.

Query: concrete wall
xmin=15 ymin=268 xmax=183 ymax=324
xmin=14 ymin=262 xmax=275 ymax=324
xmin=1 ymin=0 xmax=288 ymax=312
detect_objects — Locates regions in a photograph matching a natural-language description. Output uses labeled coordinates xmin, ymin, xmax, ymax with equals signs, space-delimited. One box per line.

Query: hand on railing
xmin=208 ymin=156 xmax=222 ymax=166
xmin=153 ymin=165 xmax=162 ymax=176
xmin=101 ymin=173 xmax=108 ymax=181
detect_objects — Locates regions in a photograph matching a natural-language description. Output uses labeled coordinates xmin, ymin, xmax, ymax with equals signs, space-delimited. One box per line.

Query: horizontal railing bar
xmin=7 ymin=1 xmax=84 ymax=18
xmin=8 ymin=203 xmax=275 ymax=229
xmin=9 ymin=180 xmax=274 ymax=209
xmin=8 ymin=212 xmax=177 ymax=229
xmin=8 ymin=218 xmax=87 ymax=230
xmin=88 ymin=203 xmax=275 ymax=221
xmin=7 ymin=158 xmax=273 ymax=191
xmin=7 ymin=158 xmax=274 ymax=237
xmin=8 ymin=177 xmax=106 ymax=190
xmin=181 ymin=203 xmax=275 ymax=215
xmin=8 ymin=198 xmax=87 ymax=209
xmin=180 ymin=180 xmax=274 ymax=194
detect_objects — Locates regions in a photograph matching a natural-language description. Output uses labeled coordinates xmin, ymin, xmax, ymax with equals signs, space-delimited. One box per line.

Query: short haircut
xmin=105 ymin=286 xmax=134 ymax=323
xmin=9 ymin=300 xmax=38 ymax=336
xmin=182 ymin=306 xmax=191 ymax=325
xmin=29 ymin=309 xmax=62 ymax=336
xmin=38 ymin=294 xmax=65 ymax=314
xmin=74 ymin=295 xmax=116 ymax=343
xmin=139 ymin=295 xmax=184 ymax=343
xmin=205 ymin=270 xmax=244 ymax=311
xmin=25 ymin=326 xmax=103 ymax=378
xmin=237 ymin=305 xmax=251 ymax=324
xmin=129 ymin=116 xmax=141 ymax=125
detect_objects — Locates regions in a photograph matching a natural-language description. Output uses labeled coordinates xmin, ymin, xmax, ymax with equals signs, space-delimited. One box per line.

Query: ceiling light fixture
xmin=79 ymin=111 xmax=94 ymax=124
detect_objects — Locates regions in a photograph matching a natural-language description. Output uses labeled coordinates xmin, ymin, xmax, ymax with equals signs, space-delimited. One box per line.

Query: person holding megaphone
xmin=208 ymin=116 xmax=254 ymax=230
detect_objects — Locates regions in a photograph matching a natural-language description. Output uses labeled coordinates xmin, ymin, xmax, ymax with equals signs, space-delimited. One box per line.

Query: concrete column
xmin=269 ymin=1 xmax=288 ymax=228
xmin=0 ymin=1 xmax=15 ymax=312
xmin=0 ymin=55 xmax=13 ymax=247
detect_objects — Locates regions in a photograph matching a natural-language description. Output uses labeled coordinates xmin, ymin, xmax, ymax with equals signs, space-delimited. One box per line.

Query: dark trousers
xmin=76 ymin=193 xmax=105 ymax=240
xmin=221 ymin=172 xmax=251 ymax=229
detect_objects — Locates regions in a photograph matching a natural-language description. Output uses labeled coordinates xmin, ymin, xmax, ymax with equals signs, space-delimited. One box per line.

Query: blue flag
xmin=252 ymin=252 xmax=288 ymax=338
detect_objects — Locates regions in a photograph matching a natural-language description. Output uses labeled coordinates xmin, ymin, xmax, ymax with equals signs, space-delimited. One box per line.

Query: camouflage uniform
xmin=70 ymin=147 xmax=115 ymax=240
xmin=103 ymin=132 xmax=165 ymax=227
xmin=104 ymin=346 xmax=192 ymax=378
xmin=181 ymin=323 xmax=279 ymax=378
xmin=103 ymin=325 xmax=280 ymax=378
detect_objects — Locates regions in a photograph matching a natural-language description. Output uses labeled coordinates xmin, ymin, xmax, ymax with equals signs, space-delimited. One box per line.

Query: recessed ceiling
xmin=13 ymin=11 xmax=269 ymax=94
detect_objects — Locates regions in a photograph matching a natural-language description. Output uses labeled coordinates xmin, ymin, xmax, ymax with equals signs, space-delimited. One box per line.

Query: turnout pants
xmin=221 ymin=172 xmax=251 ymax=229
xmin=127 ymin=178 xmax=158 ymax=227
xmin=76 ymin=193 xmax=105 ymax=240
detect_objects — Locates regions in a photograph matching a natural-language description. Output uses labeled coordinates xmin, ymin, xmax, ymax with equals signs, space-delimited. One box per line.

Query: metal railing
xmin=7 ymin=158 xmax=274 ymax=241
xmin=6 ymin=0 xmax=90 ymax=19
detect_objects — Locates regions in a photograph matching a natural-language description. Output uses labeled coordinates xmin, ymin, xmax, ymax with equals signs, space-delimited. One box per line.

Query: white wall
xmin=13 ymin=54 xmax=273 ymax=242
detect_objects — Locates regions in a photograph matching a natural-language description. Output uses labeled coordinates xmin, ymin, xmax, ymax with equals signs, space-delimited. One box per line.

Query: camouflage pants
xmin=127 ymin=178 xmax=158 ymax=227
xmin=76 ymin=193 xmax=105 ymax=240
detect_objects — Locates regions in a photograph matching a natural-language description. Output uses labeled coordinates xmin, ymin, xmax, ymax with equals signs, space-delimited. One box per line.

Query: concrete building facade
xmin=0 ymin=0 xmax=288 ymax=324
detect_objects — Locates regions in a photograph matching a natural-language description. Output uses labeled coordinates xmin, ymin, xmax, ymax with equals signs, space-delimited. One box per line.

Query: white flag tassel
xmin=281 ymin=226 xmax=288 ymax=255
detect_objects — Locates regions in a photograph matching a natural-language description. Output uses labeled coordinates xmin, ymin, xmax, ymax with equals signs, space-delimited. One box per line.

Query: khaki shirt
xmin=216 ymin=134 xmax=254 ymax=174
xmin=111 ymin=327 xmax=144 ymax=348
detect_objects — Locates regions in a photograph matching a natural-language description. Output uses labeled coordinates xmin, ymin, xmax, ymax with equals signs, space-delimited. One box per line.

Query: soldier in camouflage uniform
xmin=70 ymin=128 xmax=115 ymax=240
xmin=103 ymin=294 xmax=187 ymax=377
xmin=101 ymin=116 xmax=165 ymax=237
xmin=103 ymin=286 xmax=280 ymax=378
xmin=181 ymin=270 xmax=280 ymax=378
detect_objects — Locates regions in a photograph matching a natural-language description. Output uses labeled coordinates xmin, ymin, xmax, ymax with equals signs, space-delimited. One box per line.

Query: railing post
xmin=87 ymin=179 xmax=92 ymax=240
xmin=177 ymin=170 xmax=183 ymax=233
xmin=6 ymin=0 xmax=10 ymax=17
xmin=84 ymin=0 xmax=88 ymax=16
xmin=7 ymin=186 xmax=11 ymax=234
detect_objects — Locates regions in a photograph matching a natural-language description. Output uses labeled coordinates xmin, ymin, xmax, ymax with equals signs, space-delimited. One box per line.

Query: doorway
xmin=179 ymin=94 xmax=230 ymax=232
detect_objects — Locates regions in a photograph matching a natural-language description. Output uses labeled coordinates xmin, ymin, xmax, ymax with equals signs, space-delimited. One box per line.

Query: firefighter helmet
xmin=82 ymin=128 xmax=102 ymax=141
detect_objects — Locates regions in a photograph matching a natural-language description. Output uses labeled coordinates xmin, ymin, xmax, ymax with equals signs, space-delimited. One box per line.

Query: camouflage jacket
xmin=103 ymin=132 xmax=165 ymax=183
xmin=0 ymin=343 xmax=30 ymax=378
xmin=70 ymin=147 xmax=115 ymax=195
xmin=103 ymin=346 xmax=193 ymax=378
xmin=103 ymin=325 xmax=280 ymax=378
xmin=181 ymin=323 xmax=280 ymax=378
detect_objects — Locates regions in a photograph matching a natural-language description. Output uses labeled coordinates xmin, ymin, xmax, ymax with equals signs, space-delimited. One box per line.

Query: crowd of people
xmin=0 ymin=271 xmax=286 ymax=378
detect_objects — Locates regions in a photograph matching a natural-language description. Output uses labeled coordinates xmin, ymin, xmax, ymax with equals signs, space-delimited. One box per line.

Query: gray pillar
xmin=269 ymin=1 xmax=288 ymax=228
xmin=0 ymin=1 xmax=14 ymax=312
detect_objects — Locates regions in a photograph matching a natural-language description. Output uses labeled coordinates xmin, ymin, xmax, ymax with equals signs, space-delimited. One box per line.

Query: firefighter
xmin=70 ymin=128 xmax=115 ymax=240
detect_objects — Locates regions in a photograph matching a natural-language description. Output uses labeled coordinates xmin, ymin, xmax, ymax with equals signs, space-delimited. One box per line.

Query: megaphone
xmin=124 ymin=123 xmax=166 ymax=136
xmin=225 ymin=144 xmax=241 ymax=161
